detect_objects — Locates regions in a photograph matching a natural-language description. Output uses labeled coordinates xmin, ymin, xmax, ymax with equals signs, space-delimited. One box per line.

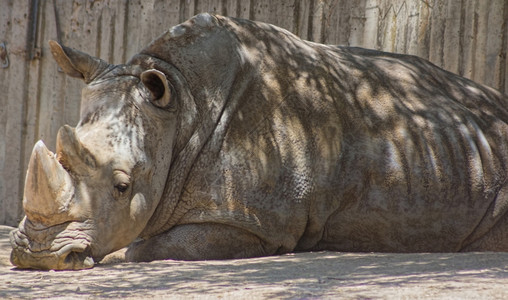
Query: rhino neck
xmin=128 ymin=53 xmax=252 ymax=238
xmin=129 ymin=15 xmax=259 ymax=237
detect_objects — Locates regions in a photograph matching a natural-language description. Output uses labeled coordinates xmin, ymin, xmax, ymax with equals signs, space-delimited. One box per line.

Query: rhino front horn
xmin=23 ymin=140 xmax=75 ymax=227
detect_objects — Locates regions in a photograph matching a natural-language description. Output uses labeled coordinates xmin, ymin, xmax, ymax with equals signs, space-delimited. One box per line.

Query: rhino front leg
xmin=126 ymin=223 xmax=271 ymax=262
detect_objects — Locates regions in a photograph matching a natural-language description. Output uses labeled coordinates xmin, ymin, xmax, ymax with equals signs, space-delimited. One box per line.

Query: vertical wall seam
xmin=293 ymin=0 xmax=301 ymax=36
xmin=194 ymin=0 xmax=200 ymax=16
xmin=470 ymin=0 xmax=479 ymax=81
xmin=458 ymin=0 xmax=466 ymax=76
xmin=121 ymin=0 xmax=129 ymax=63
xmin=319 ymin=0 xmax=326 ymax=43
xmin=96 ymin=9 xmax=103 ymax=58
xmin=16 ymin=0 xmax=37 ymax=223
xmin=499 ymin=0 xmax=507 ymax=93
xmin=236 ymin=0 xmax=241 ymax=17
xmin=108 ymin=6 xmax=116 ymax=64
xmin=179 ymin=0 xmax=186 ymax=22
xmin=249 ymin=0 xmax=255 ymax=21
xmin=221 ymin=0 xmax=227 ymax=16
xmin=307 ymin=0 xmax=314 ymax=41
xmin=439 ymin=1 xmax=446 ymax=67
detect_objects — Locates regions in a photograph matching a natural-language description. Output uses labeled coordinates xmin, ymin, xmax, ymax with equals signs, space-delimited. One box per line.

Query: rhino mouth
xmin=10 ymin=218 xmax=96 ymax=270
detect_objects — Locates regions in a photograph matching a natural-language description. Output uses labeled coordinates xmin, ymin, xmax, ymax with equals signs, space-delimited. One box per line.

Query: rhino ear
xmin=48 ymin=40 xmax=110 ymax=84
xmin=140 ymin=69 xmax=172 ymax=108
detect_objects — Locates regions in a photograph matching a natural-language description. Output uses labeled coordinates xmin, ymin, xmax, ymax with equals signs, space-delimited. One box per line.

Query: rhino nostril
xmin=62 ymin=245 xmax=94 ymax=269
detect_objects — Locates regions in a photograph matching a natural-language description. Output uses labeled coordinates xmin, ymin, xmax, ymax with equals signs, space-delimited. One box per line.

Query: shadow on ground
xmin=1 ymin=225 xmax=507 ymax=299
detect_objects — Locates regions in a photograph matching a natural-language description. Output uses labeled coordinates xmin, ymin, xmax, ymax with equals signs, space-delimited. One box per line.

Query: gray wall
xmin=1 ymin=0 xmax=507 ymax=226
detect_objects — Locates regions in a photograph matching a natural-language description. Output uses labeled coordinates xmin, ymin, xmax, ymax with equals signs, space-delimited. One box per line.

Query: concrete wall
xmin=1 ymin=0 xmax=507 ymax=226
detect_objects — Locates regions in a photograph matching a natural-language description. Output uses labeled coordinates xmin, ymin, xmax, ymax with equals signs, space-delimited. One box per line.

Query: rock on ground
xmin=1 ymin=225 xmax=507 ymax=299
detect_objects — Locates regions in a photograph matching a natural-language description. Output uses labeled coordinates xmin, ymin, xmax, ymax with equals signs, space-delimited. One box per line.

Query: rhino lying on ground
xmin=10 ymin=13 xmax=508 ymax=270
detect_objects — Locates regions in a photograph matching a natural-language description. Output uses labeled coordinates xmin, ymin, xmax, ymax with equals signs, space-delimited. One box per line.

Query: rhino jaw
xmin=23 ymin=140 xmax=76 ymax=227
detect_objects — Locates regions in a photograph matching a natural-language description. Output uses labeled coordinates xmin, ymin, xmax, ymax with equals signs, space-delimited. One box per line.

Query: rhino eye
xmin=115 ymin=183 xmax=129 ymax=193
xmin=113 ymin=171 xmax=131 ymax=195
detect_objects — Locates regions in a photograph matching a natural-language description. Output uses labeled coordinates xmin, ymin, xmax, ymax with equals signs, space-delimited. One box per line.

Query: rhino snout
xmin=11 ymin=137 xmax=100 ymax=270
xmin=9 ymin=219 xmax=95 ymax=270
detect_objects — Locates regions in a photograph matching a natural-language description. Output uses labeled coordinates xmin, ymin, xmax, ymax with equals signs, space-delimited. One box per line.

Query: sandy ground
xmin=1 ymin=225 xmax=507 ymax=299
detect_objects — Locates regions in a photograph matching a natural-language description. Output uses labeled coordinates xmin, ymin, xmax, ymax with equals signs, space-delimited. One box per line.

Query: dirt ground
xmin=1 ymin=225 xmax=507 ymax=299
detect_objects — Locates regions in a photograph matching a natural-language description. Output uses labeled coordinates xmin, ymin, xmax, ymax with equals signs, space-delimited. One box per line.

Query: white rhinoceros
xmin=10 ymin=13 xmax=508 ymax=270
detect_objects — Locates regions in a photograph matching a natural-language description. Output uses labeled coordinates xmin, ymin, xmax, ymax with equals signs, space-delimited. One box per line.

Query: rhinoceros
xmin=10 ymin=13 xmax=508 ymax=270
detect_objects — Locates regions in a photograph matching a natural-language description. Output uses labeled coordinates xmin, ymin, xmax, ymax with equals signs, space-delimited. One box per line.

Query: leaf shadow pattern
xmin=187 ymin=16 xmax=508 ymax=253
xmin=1 ymin=250 xmax=508 ymax=299
xmin=4 ymin=14 xmax=508 ymax=295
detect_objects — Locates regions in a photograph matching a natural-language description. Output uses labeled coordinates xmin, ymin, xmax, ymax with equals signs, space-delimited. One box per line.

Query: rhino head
xmin=10 ymin=13 xmax=243 ymax=270
xmin=9 ymin=41 xmax=179 ymax=270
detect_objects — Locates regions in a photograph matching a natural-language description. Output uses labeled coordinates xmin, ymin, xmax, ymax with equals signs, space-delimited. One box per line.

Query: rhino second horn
xmin=56 ymin=125 xmax=97 ymax=174
xmin=23 ymin=140 xmax=75 ymax=226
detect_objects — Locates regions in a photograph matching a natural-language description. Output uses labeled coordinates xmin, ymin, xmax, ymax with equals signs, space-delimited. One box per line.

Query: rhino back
xmin=145 ymin=15 xmax=508 ymax=252
xmin=318 ymin=47 xmax=508 ymax=251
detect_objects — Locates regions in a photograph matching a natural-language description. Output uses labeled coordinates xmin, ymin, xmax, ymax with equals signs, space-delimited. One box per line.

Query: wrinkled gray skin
xmin=10 ymin=13 xmax=508 ymax=270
